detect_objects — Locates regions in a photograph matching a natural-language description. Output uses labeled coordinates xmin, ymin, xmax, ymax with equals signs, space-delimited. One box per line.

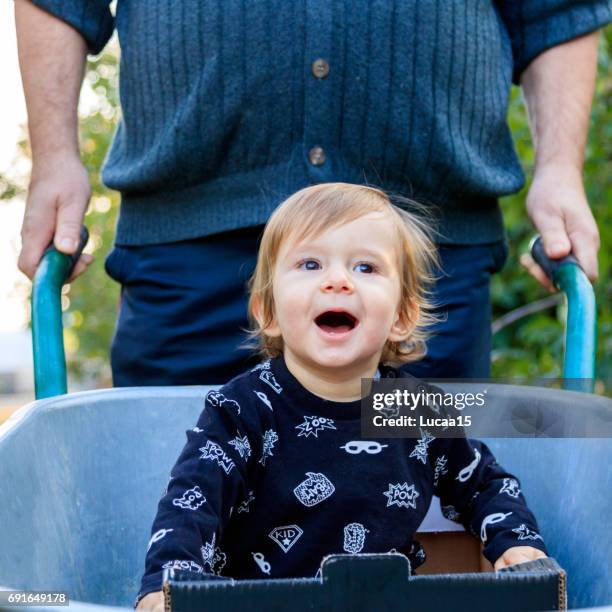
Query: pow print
xmin=254 ymin=390 xmax=273 ymax=410
xmin=269 ymin=525 xmax=303 ymax=552
xmin=500 ymin=478 xmax=521 ymax=498
xmin=147 ymin=528 xmax=173 ymax=551
xmin=383 ymin=483 xmax=420 ymax=510
xmin=237 ymin=491 xmax=255 ymax=514
xmin=228 ymin=432 xmax=251 ymax=460
xmin=172 ymin=486 xmax=206 ymax=511
xmin=259 ymin=429 xmax=279 ymax=466
xmin=206 ymin=390 xmax=241 ymax=415
xmin=343 ymin=523 xmax=369 ymax=554
xmin=433 ymin=455 xmax=448 ymax=487
xmin=456 ymin=447 xmax=481 ymax=482
xmin=199 ymin=440 xmax=235 ymax=474
xmin=409 ymin=429 xmax=435 ymax=464
xmin=201 ymin=534 xmax=227 ymax=575
xmin=294 ymin=472 xmax=335 ymax=507
xmin=295 ymin=415 xmax=337 ymax=438
xmin=441 ymin=505 xmax=461 ymax=522
xmin=512 ymin=524 xmax=543 ymax=541
xmin=260 ymin=369 xmax=283 ymax=394
xmin=480 ymin=512 xmax=513 ymax=543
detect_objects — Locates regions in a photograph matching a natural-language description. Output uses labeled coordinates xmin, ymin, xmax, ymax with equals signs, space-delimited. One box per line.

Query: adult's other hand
xmin=18 ymin=153 xmax=93 ymax=283
xmin=521 ymin=163 xmax=599 ymax=292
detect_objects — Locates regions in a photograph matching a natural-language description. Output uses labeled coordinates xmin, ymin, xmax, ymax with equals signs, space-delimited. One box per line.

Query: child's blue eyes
xmin=297 ymin=260 xmax=377 ymax=273
xmin=300 ymin=260 xmax=321 ymax=271
xmin=354 ymin=263 xmax=375 ymax=274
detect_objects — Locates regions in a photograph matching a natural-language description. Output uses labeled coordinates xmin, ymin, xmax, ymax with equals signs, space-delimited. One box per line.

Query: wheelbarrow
xmin=0 ymin=230 xmax=609 ymax=611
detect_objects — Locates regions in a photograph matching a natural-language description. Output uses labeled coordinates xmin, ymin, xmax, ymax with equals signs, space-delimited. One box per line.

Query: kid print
xmin=269 ymin=525 xmax=303 ymax=552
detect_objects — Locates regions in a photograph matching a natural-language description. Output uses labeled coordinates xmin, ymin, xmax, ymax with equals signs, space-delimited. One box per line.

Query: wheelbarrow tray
xmin=0 ymin=385 xmax=610 ymax=610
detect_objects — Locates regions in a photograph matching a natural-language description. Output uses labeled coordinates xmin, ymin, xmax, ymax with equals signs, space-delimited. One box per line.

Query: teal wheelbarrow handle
xmin=529 ymin=235 xmax=597 ymax=391
xmin=31 ymin=227 xmax=89 ymax=399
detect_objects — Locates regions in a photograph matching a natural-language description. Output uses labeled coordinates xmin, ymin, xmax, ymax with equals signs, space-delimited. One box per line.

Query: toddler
xmin=136 ymin=183 xmax=547 ymax=609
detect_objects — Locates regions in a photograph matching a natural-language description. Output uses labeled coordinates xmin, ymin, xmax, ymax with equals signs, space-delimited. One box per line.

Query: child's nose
xmin=321 ymin=267 xmax=354 ymax=294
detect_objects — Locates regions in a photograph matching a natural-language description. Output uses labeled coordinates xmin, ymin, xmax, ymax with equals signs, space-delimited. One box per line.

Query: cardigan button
xmin=309 ymin=146 xmax=326 ymax=166
xmin=312 ymin=58 xmax=330 ymax=79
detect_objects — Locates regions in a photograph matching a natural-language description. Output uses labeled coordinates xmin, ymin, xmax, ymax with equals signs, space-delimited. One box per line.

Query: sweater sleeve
xmin=30 ymin=0 xmax=115 ymax=55
xmin=430 ymin=436 xmax=548 ymax=566
xmin=495 ymin=0 xmax=612 ymax=84
xmin=136 ymin=387 xmax=263 ymax=605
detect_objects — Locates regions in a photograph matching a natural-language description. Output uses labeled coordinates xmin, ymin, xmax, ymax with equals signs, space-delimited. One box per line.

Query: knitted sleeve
xmin=495 ymin=0 xmax=612 ymax=84
xmin=30 ymin=0 xmax=115 ymax=55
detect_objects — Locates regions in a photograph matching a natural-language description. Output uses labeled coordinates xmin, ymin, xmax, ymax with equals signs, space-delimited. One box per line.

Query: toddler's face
xmin=265 ymin=212 xmax=412 ymax=371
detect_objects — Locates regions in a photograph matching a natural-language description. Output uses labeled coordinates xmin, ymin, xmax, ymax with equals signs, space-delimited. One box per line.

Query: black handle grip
xmin=43 ymin=226 xmax=90 ymax=280
xmin=529 ymin=235 xmax=579 ymax=281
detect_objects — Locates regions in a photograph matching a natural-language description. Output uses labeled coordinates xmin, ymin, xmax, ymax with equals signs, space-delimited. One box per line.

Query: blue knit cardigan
xmin=32 ymin=0 xmax=611 ymax=245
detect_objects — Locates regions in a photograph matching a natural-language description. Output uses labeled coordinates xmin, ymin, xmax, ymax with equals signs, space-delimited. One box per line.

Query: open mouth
xmin=314 ymin=311 xmax=359 ymax=335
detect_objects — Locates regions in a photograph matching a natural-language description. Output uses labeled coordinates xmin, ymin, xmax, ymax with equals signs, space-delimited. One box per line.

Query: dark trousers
xmin=105 ymin=227 xmax=507 ymax=386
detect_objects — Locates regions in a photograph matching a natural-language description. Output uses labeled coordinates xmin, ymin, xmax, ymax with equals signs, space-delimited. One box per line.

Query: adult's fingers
xmin=567 ymin=226 xmax=600 ymax=282
xmin=54 ymin=198 xmax=87 ymax=255
xmin=532 ymin=211 xmax=572 ymax=261
xmin=66 ymin=253 xmax=95 ymax=284
xmin=17 ymin=192 xmax=57 ymax=280
xmin=519 ymin=253 xmax=556 ymax=293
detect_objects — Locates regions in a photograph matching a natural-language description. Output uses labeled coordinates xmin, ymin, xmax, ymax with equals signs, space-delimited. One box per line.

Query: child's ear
xmin=251 ymin=295 xmax=282 ymax=338
xmin=388 ymin=301 xmax=420 ymax=343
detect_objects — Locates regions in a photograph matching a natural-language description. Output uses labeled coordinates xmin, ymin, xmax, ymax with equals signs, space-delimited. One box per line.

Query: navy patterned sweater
xmin=138 ymin=355 xmax=547 ymax=601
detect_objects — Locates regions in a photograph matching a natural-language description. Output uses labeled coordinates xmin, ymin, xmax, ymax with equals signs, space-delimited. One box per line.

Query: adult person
xmin=15 ymin=0 xmax=609 ymax=385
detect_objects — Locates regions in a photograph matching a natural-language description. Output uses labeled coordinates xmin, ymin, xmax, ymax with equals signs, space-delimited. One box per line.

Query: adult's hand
xmin=519 ymin=31 xmax=600 ymax=292
xmin=521 ymin=163 xmax=599 ymax=292
xmin=18 ymin=154 xmax=94 ymax=283
xmin=15 ymin=0 xmax=91 ymax=283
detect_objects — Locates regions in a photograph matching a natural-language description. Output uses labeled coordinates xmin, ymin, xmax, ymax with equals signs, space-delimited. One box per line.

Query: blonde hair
xmin=245 ymin=183 xmax=441 ymax=365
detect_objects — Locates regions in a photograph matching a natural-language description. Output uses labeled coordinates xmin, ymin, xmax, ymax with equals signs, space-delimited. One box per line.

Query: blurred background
xmin=0 ymin=7 xmax=609 ymax=421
